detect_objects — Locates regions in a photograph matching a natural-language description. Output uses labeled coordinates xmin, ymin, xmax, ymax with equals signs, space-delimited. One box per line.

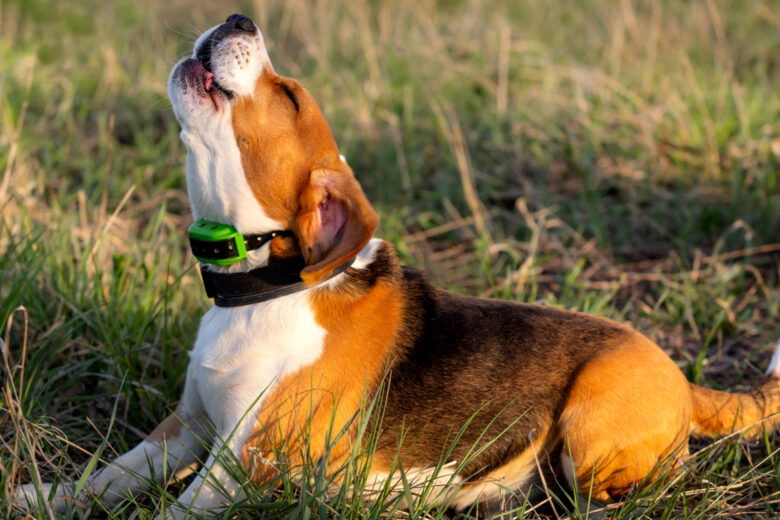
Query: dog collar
xmin=188 ymin=219 xmax=294 ymax=266
xmin=199 ymin=256 xmax=355 ymax=307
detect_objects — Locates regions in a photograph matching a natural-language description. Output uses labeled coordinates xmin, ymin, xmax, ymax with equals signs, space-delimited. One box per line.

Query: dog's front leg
xmin=154 ymin=379 xmax=274 ymax=519
xmin=155 ymin=431 xmax=248 ymax=519
xmin=15 ymin=380 xmax=211 ymax=514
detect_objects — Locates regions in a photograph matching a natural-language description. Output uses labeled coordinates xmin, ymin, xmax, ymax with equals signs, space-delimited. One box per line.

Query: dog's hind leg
xmin=558 ymin=335 xmax=692 ymax=503
xmin=14 ymin=382 xmax=210 ymax=514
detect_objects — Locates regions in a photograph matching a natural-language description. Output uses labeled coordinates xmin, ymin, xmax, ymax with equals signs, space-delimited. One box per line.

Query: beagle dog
xmin=15 ymin=13 xmax=780 ymax=518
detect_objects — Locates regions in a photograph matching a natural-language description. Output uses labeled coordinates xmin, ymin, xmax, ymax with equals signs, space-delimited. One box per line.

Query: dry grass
xmin=1 ymin=0 xmax=779 ymax=518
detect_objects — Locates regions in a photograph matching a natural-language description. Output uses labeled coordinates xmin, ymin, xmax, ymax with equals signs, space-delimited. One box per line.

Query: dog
xmin=15 ymin=13 xmax=780 ymax=518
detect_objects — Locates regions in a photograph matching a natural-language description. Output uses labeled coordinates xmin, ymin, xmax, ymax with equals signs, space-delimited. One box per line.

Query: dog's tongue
xmin=204 ymin=71 xmax=213 ymax=92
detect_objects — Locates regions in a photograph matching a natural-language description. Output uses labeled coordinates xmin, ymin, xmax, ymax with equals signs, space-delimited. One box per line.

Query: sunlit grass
xmin=1 ymin=0 xmax=779 ymax=517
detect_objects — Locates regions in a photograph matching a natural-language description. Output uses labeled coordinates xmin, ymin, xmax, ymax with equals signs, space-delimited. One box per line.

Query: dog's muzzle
xmin=196 ymin=14 xmax=258 ymax=74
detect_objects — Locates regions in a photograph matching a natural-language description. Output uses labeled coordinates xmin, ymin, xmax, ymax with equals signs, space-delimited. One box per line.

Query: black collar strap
xmin=189 ymin=229 xmax=294 ymax=264
xmin=243 ymin=230 xmax=294 ymax=251
xmin=199 ymin=255 xmax=355 ymax=307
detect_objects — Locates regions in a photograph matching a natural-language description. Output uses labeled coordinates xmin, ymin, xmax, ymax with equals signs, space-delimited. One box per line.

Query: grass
xmin=1 ymin=0 xmax=779 ymax=517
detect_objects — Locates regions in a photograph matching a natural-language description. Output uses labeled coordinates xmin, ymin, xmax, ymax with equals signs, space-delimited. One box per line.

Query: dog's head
xmin=168 ymin=14 xmax=378 ymax=284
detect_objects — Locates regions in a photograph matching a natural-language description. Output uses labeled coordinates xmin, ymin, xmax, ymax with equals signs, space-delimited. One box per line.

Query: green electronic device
xmin=188 ymin=219 xmax=248 ymax=265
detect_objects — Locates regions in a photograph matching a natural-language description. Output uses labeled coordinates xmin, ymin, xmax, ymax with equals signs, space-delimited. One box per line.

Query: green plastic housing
xmin=188 ymin=219 xmax=247 ymax=265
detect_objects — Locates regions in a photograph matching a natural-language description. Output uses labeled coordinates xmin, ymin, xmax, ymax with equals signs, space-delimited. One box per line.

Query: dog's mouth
xmin=176 ymin=58 xmax=231 ymax=108
xmin=189 ymin=13 xmax=260 ymax=104
xmin=195 ymin=44 xmax=234 ymax=100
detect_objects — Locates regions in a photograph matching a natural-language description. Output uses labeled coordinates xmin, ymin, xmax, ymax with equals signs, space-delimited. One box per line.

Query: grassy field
xmin=1 ymin=0 xmax=779 ymax=517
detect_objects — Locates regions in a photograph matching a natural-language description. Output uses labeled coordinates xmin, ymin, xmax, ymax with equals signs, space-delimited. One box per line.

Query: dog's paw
xmin=13 ymin=482 xmax=51 ymax=511
xmin=13 ymin=482 xmax=70 ymax=513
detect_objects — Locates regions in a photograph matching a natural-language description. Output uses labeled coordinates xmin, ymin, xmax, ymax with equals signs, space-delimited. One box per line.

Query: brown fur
xmin=559 ymin=337 xmax=692 ymax=501
xmin=231 ymin=71 xmax=341 ymax=225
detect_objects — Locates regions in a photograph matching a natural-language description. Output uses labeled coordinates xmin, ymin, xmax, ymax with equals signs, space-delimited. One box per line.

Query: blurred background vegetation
xmin=1 ymin=0 xmax=779 ymax=517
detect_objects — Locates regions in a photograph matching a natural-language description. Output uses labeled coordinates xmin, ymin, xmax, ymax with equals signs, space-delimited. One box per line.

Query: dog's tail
xmin=690 ymin=339 xmax=780 ymax=439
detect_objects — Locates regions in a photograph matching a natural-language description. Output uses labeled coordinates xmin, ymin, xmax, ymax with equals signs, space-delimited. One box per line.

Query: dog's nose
xmin=225 ymin=14 xmax=256 ymax=34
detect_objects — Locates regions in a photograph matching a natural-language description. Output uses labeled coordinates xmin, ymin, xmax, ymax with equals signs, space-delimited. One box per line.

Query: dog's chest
xmin=187 ymin=290 xmax=326 ymax=432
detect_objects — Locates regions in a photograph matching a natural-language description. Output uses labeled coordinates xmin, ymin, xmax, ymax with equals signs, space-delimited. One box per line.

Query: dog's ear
xmin=295 ymin=167 xmax=378 ymax=286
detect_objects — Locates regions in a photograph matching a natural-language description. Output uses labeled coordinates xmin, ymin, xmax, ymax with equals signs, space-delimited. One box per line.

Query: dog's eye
xmin=278 ymin=83 xmax=299 ymax=112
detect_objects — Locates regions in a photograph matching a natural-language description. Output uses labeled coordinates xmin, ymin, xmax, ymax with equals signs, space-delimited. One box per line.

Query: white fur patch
xmin=560 ymin=453 xmax=575 ymax=492
xmin=359 ymin=462 xmax=462 ymax=508
xmin=209 ymin=34 xmax=270 ymax=98
xmin=350 ymin=238 xmax=382 ymax=270
xmin=180 ymin=123 xmax=282 ymax=236
xmin=189 ymin=289 xmax=326 ymax=433
xmin=449 ymin=466 xmax=536 ymax=510
xmin=766 ymin=338 xmax=780 ymax=378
